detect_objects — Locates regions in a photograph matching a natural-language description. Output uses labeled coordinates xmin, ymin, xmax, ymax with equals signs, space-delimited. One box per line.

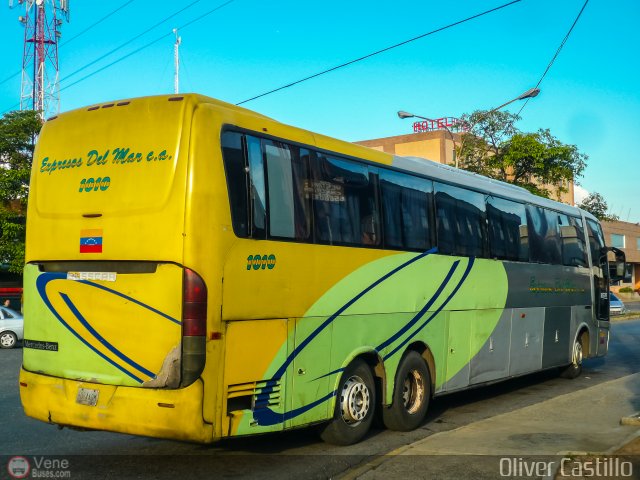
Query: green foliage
xmin=577 ymin=192 xmax=619 ymax=221
xmin=0 ymin=110 xmax=41 ymax=273
xmin=619 ymin=287 xmax=634 ymax=293
xmin=457 ymin=110 xmax=587 ymax=200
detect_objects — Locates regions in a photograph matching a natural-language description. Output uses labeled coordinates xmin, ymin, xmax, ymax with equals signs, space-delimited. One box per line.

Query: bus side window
xmin=263 ymin=140 xmax=311 ymax=241
xmin=246 ymin=135 xmax=267 ymax=239
xmin=379 ymin=170 xmax=433 ymax=251
xmin=587 ymin=219 xmax=609 ymax=319
xmin=435 ymin=183 xmax=487 ymax=258
xmin=526 ymin=206 xmax=561 ymax=264
xmin=308 ymin=155 xmax=379 ymax=247
xmin=221 ymin=131 xmax=250 ymax=238
xmin=558 ymin=214 xmax=588 ymax=267
xmin=486 ymin=197 xmax=528 ymax=262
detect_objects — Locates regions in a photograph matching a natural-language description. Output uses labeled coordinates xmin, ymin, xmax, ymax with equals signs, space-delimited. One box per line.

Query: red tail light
xmin=183 ymin=268 xmax=207 ymax=336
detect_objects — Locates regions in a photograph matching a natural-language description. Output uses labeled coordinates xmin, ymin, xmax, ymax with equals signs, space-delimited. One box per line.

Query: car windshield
xmin=610 ymin=293 xmax=620 ymax=301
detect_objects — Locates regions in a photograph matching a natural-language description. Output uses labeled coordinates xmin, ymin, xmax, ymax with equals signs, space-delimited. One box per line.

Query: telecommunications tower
xmin=9 ymin=0 xmax=70 ymax=119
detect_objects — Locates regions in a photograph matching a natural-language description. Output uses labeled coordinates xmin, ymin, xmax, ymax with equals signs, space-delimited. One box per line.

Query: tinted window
xmin=526 ymin=206 xmax=561 ymax=264
xmin=486 ymin=197 xmax=528 ymax=262
xmin=558 ymin=214 xmax=588 ymax=267
xmin=221 ymin=131 xmax=249 ymax=237
xmin=309 ymin=155 xmax=380 ymax=247
xmin=587 ymin=219 xmax=606 ymax=265
xmin=380 ymin=170 xmax=433 ymax=251
xmin=246 ymin=135 xmax=266 ymax=239
xmin=587 ymin=218 xmax=609 ymax=319
xmin=435 ymin=183 xmax=487 ymax=257
xmin=264 ymin=140 xmax=311 ymax=241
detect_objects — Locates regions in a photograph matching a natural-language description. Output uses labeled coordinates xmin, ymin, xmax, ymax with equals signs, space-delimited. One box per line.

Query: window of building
xmin=380 ymin=170 xmax=433 ymax=251
xmin=611 ymin=233 xmax=625 ymax=249
xmin=486 ymin=197 xmax=528 ymax=262
xmin=637 ymin=237 xmax=640 ymax=250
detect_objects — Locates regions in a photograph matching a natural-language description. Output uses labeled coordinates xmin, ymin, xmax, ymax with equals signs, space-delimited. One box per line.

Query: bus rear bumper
xmin=19 ymin=368 xmax=214 ymax=443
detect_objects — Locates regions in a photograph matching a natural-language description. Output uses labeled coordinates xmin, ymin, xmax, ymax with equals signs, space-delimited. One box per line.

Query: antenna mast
xmin=173 ymin=28 xmax=181 ymax=94
xmin=10 ymin=0 xmax=70 ymax=119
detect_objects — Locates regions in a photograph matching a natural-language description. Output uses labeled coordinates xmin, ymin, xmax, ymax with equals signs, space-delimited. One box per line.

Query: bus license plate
xmin=76 ymin=387 xmax=99 ymax=406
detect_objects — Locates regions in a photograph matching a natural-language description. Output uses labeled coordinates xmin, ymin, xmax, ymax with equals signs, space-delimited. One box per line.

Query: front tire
xmin=319 ymin=359 xmax=376 ymax=446
xmin=382 ymin=351 xmax=431 ymax=431
xmin=561 ymin=335 xmax=584 ymax=379
xmin=0 ymin=331 xmax=17 ymax=349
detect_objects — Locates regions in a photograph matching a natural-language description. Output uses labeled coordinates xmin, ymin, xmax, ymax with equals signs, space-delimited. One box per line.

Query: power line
xmin=516 ymin=0 xmax=589 ymax=116
xmin=235 ymin=0 xmax=523 ymax=106
xmin=60 ymin=0 xmax=137 ymax=47
xmin=59 ymin=0 xmax=235 ymax=94
xmin=61 ymin=0 xmax=204 ymax=83
xmin=2 ymin=0 xmax=235 ymax=114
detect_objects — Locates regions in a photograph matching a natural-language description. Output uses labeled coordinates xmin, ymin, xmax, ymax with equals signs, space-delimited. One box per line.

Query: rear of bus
xmin=19 ymin=94 xmax=217 ymax=442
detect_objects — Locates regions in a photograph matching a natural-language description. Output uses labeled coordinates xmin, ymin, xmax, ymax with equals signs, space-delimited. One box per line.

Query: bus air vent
xmin=227 ymin=379 xmax=281 ymax=412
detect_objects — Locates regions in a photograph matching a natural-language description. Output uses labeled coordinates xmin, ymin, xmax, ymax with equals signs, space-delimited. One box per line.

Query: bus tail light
xmin=181 ymin=268 xmax=207 ymax=387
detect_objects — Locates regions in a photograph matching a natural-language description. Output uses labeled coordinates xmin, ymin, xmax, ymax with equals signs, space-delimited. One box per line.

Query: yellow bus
xmin=20 ymin=94 xmax=625 ymax=445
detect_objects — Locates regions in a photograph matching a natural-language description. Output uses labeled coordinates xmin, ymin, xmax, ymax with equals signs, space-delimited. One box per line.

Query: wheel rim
xmin=402 ymin=369 xmax=425 ymax=415
xmin=572 ymin=340 xmax=583 ymax=367
xmin=0 ymin=333 xmax=15 ymax=347
xmin=339 ymin=375 xmax=371 ymax=426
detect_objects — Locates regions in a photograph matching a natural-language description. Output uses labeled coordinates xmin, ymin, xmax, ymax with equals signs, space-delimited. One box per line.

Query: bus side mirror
xmin=604 ymin=246 xmax=627 ymax=282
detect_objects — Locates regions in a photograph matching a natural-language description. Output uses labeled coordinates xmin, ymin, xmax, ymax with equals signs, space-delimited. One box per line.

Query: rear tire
xmin=382 ymin=351 xmax=431 ymax=431
xmin=319 ymin=359 xmax=375 ymax=446
xmin=560 ymin=335 xmax=584 ymax=379
xmin=0 ymin=331 xmax=17 ymax=349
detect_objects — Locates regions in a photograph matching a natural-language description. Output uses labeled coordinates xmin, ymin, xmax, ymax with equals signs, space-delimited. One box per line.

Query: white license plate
xmin=76 ymin=387 xmax=99 ymax=406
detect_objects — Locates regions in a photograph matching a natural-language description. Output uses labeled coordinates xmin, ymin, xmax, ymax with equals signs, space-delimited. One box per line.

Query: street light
xmin=397 ymin=87 xmax=541 ymax=169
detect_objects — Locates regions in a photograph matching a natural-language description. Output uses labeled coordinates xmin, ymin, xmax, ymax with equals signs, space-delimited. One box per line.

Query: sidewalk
xmin=343 ymin=373 xmax=640 ymax=479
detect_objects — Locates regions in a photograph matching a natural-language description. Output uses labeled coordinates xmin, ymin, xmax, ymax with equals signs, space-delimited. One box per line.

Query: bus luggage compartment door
xmin=509 ymin=308 xmax=543 ymax=376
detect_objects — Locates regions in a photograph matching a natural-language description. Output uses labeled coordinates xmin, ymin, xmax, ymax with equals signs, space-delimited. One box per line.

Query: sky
xmin=1 ymin=0 xmax=638 ymax=222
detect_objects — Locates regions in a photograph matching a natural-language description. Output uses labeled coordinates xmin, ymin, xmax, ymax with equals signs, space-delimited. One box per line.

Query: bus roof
xmin=392 ymin=155 xmax=585 ymax=218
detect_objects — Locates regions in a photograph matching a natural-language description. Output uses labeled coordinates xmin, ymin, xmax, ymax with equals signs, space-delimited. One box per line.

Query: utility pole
xmin=173 ymin=28 xmax=181 ymax=94
xmin=10 ymin=0 xmax=70 ymax=120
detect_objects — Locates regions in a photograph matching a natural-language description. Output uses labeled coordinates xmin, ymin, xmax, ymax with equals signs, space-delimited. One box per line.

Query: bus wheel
xmin=383 ymin=351 xmax=430 ymax=431
xmin=561 ymin=335 xmax=584 ymax=379
xmin=319 ymin=359 xmax=375 ymax=446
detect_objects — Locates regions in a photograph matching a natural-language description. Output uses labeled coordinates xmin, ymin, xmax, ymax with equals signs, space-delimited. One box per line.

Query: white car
xmin=610 ymin=292 xmax=628 ymax=315
xmin=0 ymin=307 xmax=23 ymax=348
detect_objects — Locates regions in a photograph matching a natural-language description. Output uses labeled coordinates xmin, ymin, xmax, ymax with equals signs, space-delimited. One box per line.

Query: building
xmin=602 ymin=220 xmax=640 ymax=291
xmin=355 ymin=129 xmax=575 ymax=206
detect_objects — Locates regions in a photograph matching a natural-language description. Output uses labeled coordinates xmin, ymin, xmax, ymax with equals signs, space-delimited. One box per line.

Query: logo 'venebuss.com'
xmin=7 ymin=456 xmax=30 ymax=479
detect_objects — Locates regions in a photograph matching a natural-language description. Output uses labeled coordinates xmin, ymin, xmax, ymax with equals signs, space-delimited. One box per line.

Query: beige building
xmin=355 ymin=131 xmax=575 ymax=205
xmin=602 ymin=220 xmax=640 ymax=291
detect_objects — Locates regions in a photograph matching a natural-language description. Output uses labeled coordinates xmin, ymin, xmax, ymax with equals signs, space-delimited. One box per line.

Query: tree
xmin=457 ymin=110 xmax=587 ymax=199
xmin=0 ymin=110 xmax=42 ymax=273
xmin=577 ymin=192 xmax=619 ymax=221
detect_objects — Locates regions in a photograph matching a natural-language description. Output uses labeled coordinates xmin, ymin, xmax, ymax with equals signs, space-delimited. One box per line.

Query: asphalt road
xmin=2 ymin=318 xmax=640 ymax=479
xmin=626 ymin=301 xmax=640 ymax=313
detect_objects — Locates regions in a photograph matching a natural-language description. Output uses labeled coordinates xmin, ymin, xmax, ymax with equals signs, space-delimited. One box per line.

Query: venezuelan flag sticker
xmin=80 ymin=229 xmax=103 ymax=253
